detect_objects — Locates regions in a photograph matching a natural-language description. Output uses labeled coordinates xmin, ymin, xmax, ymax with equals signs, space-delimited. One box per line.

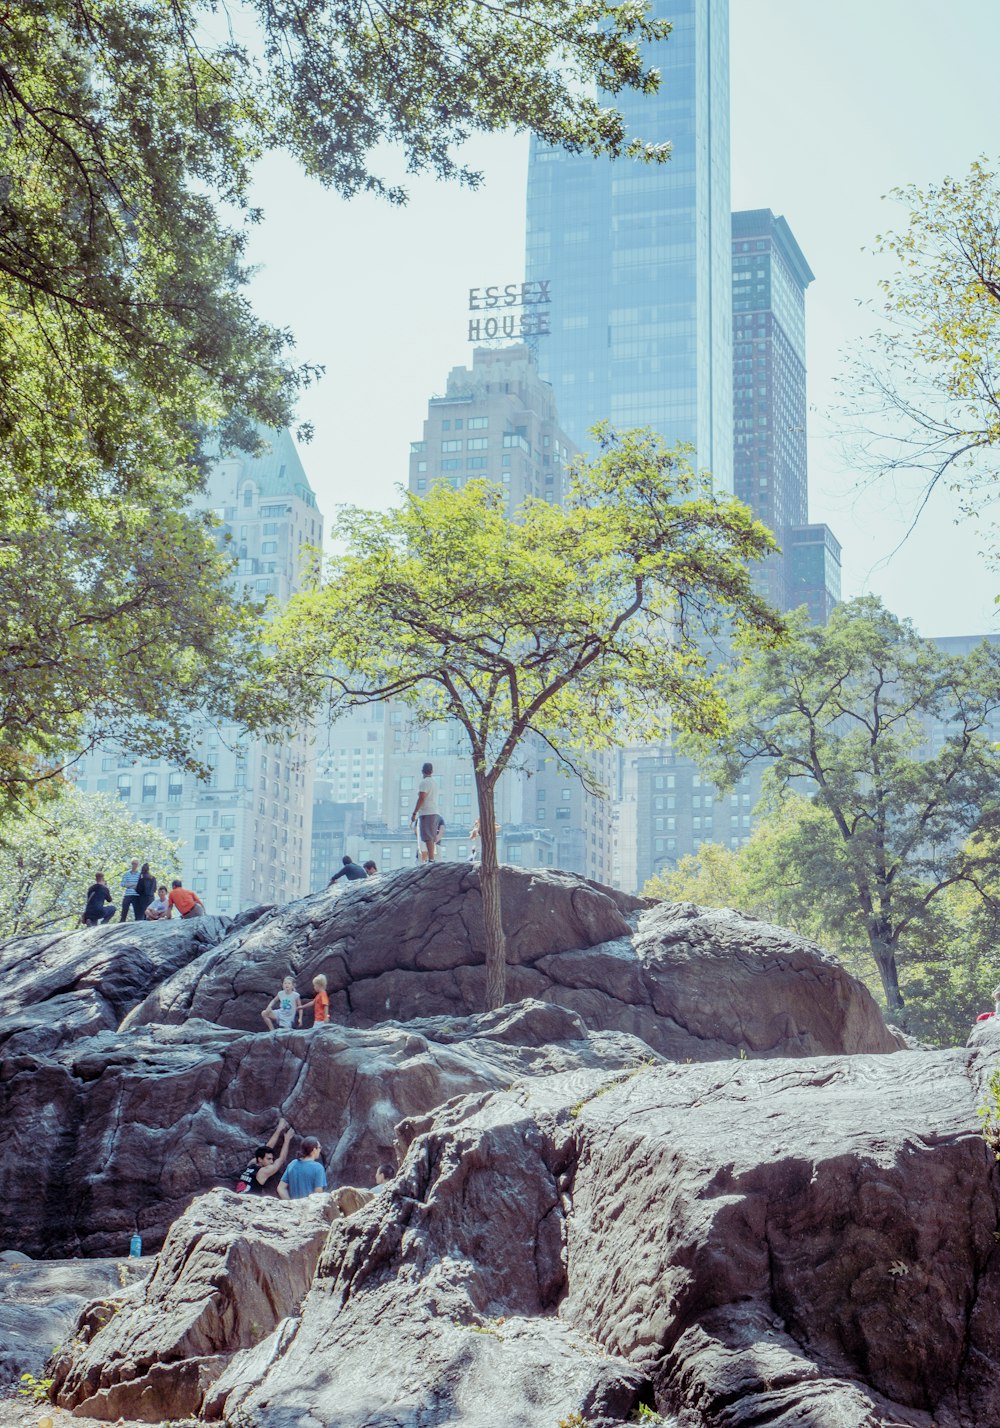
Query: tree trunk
xmin=869 ymin=929 xmax=904 ymax=1013
xmin=475 ymin=780 xmax=507 ymax=1010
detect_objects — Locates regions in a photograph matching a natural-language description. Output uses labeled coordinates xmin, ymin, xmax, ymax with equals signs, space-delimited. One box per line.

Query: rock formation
xmin=3 ymin=863 xmax=993 ymax=1428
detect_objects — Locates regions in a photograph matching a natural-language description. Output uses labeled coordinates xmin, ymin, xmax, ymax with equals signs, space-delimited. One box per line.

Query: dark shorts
xmin=418 ymin=814 xmax=439 ymax=846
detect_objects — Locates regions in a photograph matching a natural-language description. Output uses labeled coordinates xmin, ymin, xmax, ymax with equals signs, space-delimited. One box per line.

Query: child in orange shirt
xmin=311 ymin=973 xmax=329 ymax=1026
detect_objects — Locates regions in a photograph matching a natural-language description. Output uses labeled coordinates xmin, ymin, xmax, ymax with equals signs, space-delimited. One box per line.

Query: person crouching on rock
xmin=277 ymin=1137 xmax=328 ymax=1199
xmin=262 ymin=975 xmax=302 ymax=1032
xmin=308 ymin=974 xmax=329 ymax=1027
xmin=235 ymin=1117 xmax=294 ymax=1194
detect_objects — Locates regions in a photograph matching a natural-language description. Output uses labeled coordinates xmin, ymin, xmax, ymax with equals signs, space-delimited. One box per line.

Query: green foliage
xmin=18 ymin=1372 xmax=54 ymax=1402
xmin=0 ymin=495 xmax=276 ymax=813
xmin=265 ymin=427 xmax=784 ymax=1007
xmin=679 ymin=596 xmax=1000 ymax=1016
xmin=0 ymin=784 xmax=180 ymax=938
xmin=842 ymin=158 xmax=1000 ymax=530
xmin=978 ymin=1067 xmax=1000 ymax=1162
xmin=1 ymin=0 xmax=673 ymax=806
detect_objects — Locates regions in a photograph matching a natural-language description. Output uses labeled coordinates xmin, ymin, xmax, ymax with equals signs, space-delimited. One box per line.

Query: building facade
xmin=525 ymin=0 xmax=733 ymax=489
xmin=71 ymin=429 xmax=322 ymax=912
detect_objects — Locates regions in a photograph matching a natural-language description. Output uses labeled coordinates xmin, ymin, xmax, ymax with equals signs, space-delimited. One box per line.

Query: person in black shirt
xmin=82 ymin=873 xmax=115 ymax=927
xmin=133 ymin=863 xmax=157 ymax=924
xmin=329 ymin=855 xmax=368 ymax=885
xmin=235 ymin=1117 xmax=294 ymax=1195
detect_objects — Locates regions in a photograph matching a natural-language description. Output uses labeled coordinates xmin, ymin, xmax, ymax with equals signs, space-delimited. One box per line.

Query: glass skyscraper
xmin=525 ymin=0 xmax=732 ymax=491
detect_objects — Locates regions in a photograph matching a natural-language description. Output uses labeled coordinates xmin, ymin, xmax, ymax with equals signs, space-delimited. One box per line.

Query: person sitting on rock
xmin=262 ymin=975 xmax=302 ymax=1032
xmin=976 ymin=985 xmax=1000 ymax=1022
xmin=329 ymin=854 xmax=368 ymax=885
xmin=362 ymin=860 xmax=378 ymax=877
xmin=235 ymin=1117 xmax=294 ymax=1194
xmin=144 ymin=885 xmax=171 ymax=920
xmin=277 ymin=1137 xmax=328 ymax=1200
xmin=82 ymin=872 xmax=116 ymax=927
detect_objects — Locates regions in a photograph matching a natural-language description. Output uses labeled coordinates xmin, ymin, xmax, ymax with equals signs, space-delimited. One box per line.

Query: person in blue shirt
xmin=277 ymin=1138 xmax=328 ymax=1200
xmin=329 ymin=855 xmax=368 ymax=884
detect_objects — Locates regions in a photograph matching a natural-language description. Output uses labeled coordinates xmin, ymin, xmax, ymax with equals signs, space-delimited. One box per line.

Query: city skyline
xmin=239 ymin=0 xmax=1000 ymax=640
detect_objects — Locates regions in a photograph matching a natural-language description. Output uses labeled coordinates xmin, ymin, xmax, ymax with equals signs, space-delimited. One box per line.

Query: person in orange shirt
xmin=310 ymin=973 xmax=329 ymax=1026
xmin=167 ymin=880 xmax=206 ymax=919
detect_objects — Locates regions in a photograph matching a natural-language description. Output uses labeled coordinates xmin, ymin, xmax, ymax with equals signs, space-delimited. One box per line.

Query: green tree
xmin=843 ymin=159 xmax=1000 ymax=533
xmin=1 ymin=0 xmax=672 ymax=802
xmin=682 ymin=596 xmax=1000 ymax=1014
xmin=264 ymin=426 xmax=782 ymax=1009
xmin=0 ymin=785 xmax=180 ymax=938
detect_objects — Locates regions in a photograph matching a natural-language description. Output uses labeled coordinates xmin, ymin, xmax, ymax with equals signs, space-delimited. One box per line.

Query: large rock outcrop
xmin=0 ymin=1000 xmax=654 ymax=1258
xmin=0 ymin=915 xmax=236 ymax=1058
xmin=125 ymin=864 xmax=902 ymax=1060
xmin=50 ymin=1190 xmax=334 ymax=1421
xmin=204 ymin=1041 xmax=1000 ymax=1428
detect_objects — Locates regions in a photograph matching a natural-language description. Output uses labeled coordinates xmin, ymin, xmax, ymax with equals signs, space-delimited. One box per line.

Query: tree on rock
xmin=681 ymin=596 xmax=1000 ymax=1015
xmin=265 ymin=426 xmax=783 ymax=1009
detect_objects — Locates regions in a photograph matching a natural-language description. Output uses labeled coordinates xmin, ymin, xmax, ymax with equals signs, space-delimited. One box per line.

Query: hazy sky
xmin=243 ymin=0 xmax=1000 ymax=638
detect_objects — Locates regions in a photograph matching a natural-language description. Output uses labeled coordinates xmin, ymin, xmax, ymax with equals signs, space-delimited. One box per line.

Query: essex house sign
xmin=467 ymin=280 xmax=551 ymax=343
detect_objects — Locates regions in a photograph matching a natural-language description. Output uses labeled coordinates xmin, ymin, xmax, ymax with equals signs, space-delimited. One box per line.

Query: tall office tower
xmin=71 ymin=430 xmax=323 ymax=912
xmin=525 ymin=0 xmax=732 ymax=488
xmin=628 ymin=212 xmax=844 ymax=891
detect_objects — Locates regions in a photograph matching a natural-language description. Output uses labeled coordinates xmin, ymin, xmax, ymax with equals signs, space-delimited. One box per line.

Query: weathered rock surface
xmin=51 ymin=1190 xmax=334 ymax=1421
xmin=211 ymin=1043 xmax=1000 ymax=1428
xmin=0 ymin=917 xmax=236 ymax=1058
xmin=0 ymin=999 xmax=653 ymax=1258
xmin=126 ymin=864 xmax=903 ymax=1060
xmin=0 ymin=1257 xmax=147 ymax=1385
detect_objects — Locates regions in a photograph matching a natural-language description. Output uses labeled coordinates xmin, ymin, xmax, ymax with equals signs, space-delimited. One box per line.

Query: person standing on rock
xmin=82 ymin=873 xmax=116 ymax=926
xmin=119 ymin=859 xmax=142 ymax=921
xmin=277 ymin=1137 xmax=328 ymax=1199
xmin=410 ymin=761 xmax=440 ymax=863
xmin=133 ymin=863 xmax=157 ymax=924
xmin=309 ymin=974 xmax=330 ymax=1026
xmin=235 ymin=1117 xmax=294 ymax=1194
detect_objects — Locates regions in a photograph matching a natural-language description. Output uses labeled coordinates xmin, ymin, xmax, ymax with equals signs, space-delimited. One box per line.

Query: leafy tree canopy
xmin=262 ymin=426 xmax=783 ymax=1007
xmin=0 ymin=784 xmax=180 ymax=939
xmin=680 ymin=595 xmax=1000 ymax=1014
xmin=2 ymin=0 xmax=672 ymax=516
xmin=2 ymin=0 xmax=672 ymax=804
xmin=842 ymin=158 xmax=1000 ymax=541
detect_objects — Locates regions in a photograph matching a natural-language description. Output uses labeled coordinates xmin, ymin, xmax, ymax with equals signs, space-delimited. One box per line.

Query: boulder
xmin=0 ymin=1256 xmax=147 ymax=1386
xmin=214 ymin=1045 xmax=1000 ymax=1428
xmin=0 ymin=916 xmax=236 ymax=1058
xmin=51 ymin=1190 xmax=334 ymax=1421
xmin=125 ymin=865 xmax=903 ymax=1060
xmin=0 ymin=1001 xmax=654 ymax=1258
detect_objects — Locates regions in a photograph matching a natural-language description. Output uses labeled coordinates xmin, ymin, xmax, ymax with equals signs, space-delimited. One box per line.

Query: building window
xmin=261 ymin=541 xmax=277 ymax=554
xmin=116 ymin=775 xmax=131 ymax=801
xmin=467 ymin=438 xmax=488 ymax=451
xmin=441 ymin=440 xmax=462 ymax=452
xmin=468 ymin=416 xmax=488 ymax=429
xmin=141 ymin=774 xmax=157 ymax=802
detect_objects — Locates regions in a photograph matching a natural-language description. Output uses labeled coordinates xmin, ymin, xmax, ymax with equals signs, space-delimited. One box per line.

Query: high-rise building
xmin=71 ymin=429 xmax=322 ymax=912
xmin=525 ymin=0 xmax=732 ymax=487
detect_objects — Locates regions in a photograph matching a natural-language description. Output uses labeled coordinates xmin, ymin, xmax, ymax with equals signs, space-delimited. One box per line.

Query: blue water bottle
xmin=129 ymin=1233 xmax=142 ymax=1259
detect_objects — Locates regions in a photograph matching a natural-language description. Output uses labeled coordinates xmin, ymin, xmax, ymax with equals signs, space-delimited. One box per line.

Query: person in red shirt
xmin=168 ymin=880 xmax=206 ymax=919
xmin=310 ymin=973 xmax=329 ymax=1025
